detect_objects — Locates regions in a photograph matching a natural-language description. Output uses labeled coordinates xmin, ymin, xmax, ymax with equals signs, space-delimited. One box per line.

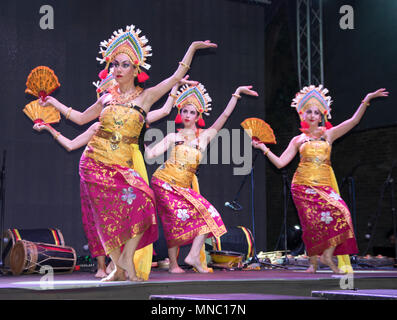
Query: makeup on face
xmin=304 ymin=107 xmax=322 ymax=123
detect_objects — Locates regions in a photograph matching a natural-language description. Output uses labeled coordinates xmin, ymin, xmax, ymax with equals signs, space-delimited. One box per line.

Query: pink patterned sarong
xmin=79 ymin=154 xmax=158 ymax=256
xmin=151 ymin=176 xmax=226 ymax=248
xmin=291 ymin=184 xmax=358 ymax=256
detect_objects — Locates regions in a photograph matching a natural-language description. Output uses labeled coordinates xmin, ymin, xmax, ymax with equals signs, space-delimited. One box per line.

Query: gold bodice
xmin=153 ymin=143 xmax=202 ymax=188
xmin=83 ymin=103 xmax=145 ymax=168
xmin=292 ymin=139 xmax=334 ymax=186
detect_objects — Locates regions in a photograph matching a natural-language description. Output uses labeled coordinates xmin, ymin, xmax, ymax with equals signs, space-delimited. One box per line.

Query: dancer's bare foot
xmin=320 ymin=254 xmax=345 ymax=274
xmin=101 ymin=268 xmax=127 ymax=282
xmin=168 ymin=265 xmax=186 ymax=274
xmin=305 ymin=264 xmax=318 ymax=273
xmin=185 ymin=255 xmax=209 ymax=273
xmin=95 ymin=268 xmax=108 ymax=278
xmin=118 ymin=254 xmax=144 ymax=282
xmin=106 ymin=261 xmax=115 ymax=274
xmin=305 ymin=256 xmax=318 ymax=273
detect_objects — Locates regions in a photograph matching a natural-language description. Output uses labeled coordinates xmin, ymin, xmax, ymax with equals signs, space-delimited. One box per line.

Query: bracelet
xmin=169 ymin=93 xmax=178 ymax=99
xmin=232 ymin=93 xmax=241 ymax=99
xmin=361 ymin=100 xmax=370 ymax=107
xmin=54 ymin=131 xmax=61 ymax=140
xmin=263 ymin=148 xmax=270 ymax=156
xmin=65 ymin=107 xmax=73 ymax=120
xmin=178 ymin=61 xmax=190 ymax=69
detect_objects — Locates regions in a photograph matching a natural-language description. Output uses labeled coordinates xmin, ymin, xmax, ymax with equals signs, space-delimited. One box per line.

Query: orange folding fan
xmin=23 ymin=99 xmax=60 ymax=125
xmin=25 ymin=66 xmax=60 ymax=99
xmin=240 ymin=117 xmax=276 ymax=144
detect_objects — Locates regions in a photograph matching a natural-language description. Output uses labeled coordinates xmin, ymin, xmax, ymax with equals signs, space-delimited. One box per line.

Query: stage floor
xmin=1 ymin=267 xmax=397 ymax=300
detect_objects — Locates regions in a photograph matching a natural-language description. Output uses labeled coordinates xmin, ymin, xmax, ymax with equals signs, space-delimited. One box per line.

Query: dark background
xmin=0 ymin=0 xmax=396 ymax=258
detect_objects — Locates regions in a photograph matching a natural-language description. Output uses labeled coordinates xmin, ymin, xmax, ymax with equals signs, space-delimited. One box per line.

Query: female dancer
xmin=33 ymin=77 xmax=196 ymax=278
xmin=145 ymin=83 xmax=258 ymax=273
xmin=35 ymin=24 xmax=217 ymax=281
xmin=252 ymin=85 xmax=388 ymax=273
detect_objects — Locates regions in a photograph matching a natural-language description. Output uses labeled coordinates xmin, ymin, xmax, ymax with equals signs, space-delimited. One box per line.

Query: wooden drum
xmin=10 ymin=240 xmax=76 ymax=275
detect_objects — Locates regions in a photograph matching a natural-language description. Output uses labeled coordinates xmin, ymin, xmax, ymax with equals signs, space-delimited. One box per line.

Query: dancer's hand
xmin=235 ymin=85 xmax=259 ymax=98
xmin=363 ymin=88 xmax=389 ymax=104
xmin=33 ymin=123 xmax=49 ymax=132
xmin=38 ymin=95 xmax=58 ymax=107
xmin=178 ymin=75 xmax=199 ymax=87
xmin=251 ymin=139 xmax=266 ymax=152
xmin=191 ymin=40 xmax=218 ymax=50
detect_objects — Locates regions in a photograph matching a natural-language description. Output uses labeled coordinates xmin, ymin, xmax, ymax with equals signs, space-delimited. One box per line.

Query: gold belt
xmin=166 ymin=161 xmax=197 ymax=174
xmin=300 ymin=157 xmax=331 ymax=166
xmin=96 ymin=129 xmax=139 ymax=145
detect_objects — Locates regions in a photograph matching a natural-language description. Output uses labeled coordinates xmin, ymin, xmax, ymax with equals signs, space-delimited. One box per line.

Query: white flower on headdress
xmin=177 ymin=209 xmax=190 ymax=221
xmin=329 ymin=190 xmax=342 ymax=201
xmin=320 ymin=211 xmax=333 ymax=225
xmin=208 ymin=205 xmax=220 ymax=218
xmin=305 ymin=188 xmax=317 ymax=195
xmin=121 ymin=187 xmax=136 ymax=204
xmin=162 ymin=182 xmax=173 ymax=192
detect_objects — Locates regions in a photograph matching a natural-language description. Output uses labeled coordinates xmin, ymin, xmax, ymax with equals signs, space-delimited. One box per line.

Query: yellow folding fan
xmin=240 ymin=117 xmax=277 ymax=144
xmin=24 ymin=66 xmax=61 ymax=125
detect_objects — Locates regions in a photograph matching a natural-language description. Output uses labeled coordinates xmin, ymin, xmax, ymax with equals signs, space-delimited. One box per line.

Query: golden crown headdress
xmin=174 ymin=83 xmax=212 ymax=127
xmin=291 ymin=85 xmax=333 ymax=129
xmin=96 ymin=25 xmax=152 ymax=83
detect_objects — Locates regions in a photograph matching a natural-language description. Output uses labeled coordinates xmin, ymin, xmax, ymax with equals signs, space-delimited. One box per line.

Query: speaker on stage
xmin=1 ymin=228 xmax=65 ymax=271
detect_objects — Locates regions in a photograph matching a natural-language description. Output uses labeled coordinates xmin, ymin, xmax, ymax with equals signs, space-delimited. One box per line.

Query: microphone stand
xmin=225 ymin=149 xmax=286 ymax=269
xmin=340 ymin=162 xmax=375 ymax=269
xmin=0 ymin=150 xmax=6 ymax=274
xmin=280 ymin=169 xmax=292 ymax=267
xmin=364 ymin=161 xmax=397 ymax=266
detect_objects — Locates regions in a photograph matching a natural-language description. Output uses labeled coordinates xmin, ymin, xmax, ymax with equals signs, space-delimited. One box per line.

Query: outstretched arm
xmin=38 ymin=94 xmax=107 ymax=126
xmin=252 ymin=136 xmax=300 ymax=169
xmin=33 ymin=122 xmax=101 ymax=152
xmin=145 ymin=133 xmax=176 ymax=160
xmin=326 ymin=88 xmax=389 ymax=143
xmin=146 ymin=76 xmax=198 ymax=124
xmin=141 ymin=41 xmax=217 ymax=109
xmin=201 ymin=86 xmax=258 ymax=143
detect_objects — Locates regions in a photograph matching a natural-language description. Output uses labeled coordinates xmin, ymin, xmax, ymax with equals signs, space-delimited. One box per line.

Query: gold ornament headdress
xmin=173 ymin=83 xmax=212 ymax=127
xmin=291 ymin=85 xmax=333 ymax=129
xmin=96 ymin=25 xmax=152 ymax=83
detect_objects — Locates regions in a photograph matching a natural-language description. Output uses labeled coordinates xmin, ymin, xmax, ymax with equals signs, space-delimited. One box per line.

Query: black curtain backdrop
xmin=0 ymin=0 xmax=267 ymax=256
xmin=323 ymin=0 xmax=397 ymax=130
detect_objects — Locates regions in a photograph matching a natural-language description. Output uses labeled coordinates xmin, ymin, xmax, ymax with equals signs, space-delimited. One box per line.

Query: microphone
xmin=224 ymin=200 xmax=243 ymax=211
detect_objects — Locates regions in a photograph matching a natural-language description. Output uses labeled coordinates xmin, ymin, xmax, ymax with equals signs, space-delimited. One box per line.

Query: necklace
xmin=108 ymin=84 xmax=143 ymax=106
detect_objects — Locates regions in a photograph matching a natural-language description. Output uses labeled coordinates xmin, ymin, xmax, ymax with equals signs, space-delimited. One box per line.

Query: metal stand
xmin=364 ymin=161 xmax=397 ymax=266
xmin=0 ymin=150 xmax=6 ymax=274
xmin=225 ymin=150 xmax=286 ymax=269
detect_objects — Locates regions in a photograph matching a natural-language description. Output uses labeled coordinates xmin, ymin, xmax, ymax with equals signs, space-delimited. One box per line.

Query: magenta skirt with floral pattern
xmin=291 ymin=184 xmax=358 ymax=257
xmin=79 ymin=154 xmax=158 ymax=257
xmin=151 ymin=176 xmax=226 ymax=248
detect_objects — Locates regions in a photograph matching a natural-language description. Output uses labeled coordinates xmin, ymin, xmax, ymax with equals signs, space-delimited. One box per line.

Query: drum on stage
xmin=1 ymin=228 xmax=65 ymax=270
xmin=9 ymin=240 xmax=76 ymax=275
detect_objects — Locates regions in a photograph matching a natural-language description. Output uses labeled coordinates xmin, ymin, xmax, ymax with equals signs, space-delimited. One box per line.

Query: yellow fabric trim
xmin=330 ymin=169 xmax=353 ymax=273
xmin=130 ymin=145 xmax=152 ymax=280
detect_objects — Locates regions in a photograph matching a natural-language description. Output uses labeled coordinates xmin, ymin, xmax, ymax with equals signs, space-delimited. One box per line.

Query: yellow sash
xmin=191 ymin=175 xmax=213 ymax=273
xmin=330 ymin=169 xmax=354 ymax=274
xmin=131 ymin=144 xmax=153 ymax=280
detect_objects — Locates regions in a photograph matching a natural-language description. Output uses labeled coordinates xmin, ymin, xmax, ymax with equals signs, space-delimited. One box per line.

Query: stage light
xmin=294 ymin=225 xmax=301 ymax=230
xmin=365 ymin=234 xmax=371 ymax=240
xmin=83 ymin=244 xmax=89 ymax=251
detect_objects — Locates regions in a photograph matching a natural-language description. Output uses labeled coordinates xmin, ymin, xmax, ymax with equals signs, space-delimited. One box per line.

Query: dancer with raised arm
xmin=34 ymin=24 xmax=217 ymax=281
xmin=146 ymin=83 xmax=258 ymax=273
xmin=252 ymin=86 xmax=388 ymax=273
